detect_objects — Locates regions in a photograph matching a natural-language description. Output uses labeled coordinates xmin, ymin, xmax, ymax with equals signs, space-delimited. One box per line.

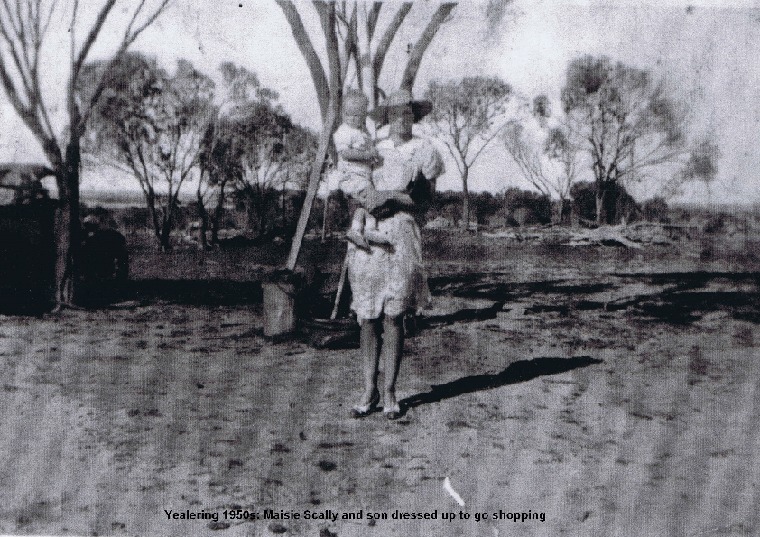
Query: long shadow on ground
xmin=126 ymin=279 xmax=263 ymax=306
xmin=428 ymin=272 xmax=760 ymax=326
xmin=97 ymin=272 xmax=760 ymax=330
xmin=400 ymin=356 xmax=602 ymax=412
xmin=428 ymin=273 xmax=616 ymax=302
xmin=300 ymin=302 xmax=505 ymax=349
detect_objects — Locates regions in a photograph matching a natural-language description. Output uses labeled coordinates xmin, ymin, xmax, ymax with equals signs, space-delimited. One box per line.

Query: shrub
xmin=703 ymin=213 xmax=725 ymax=234
xmin=570 ymin=181 xmax=639 ymax=224
xmin=570 ymin=181 xmax=597 ymax=222
xmin=471 ymin=191 xmax=502 ymax=225
xmin=118 ymin=207 xmax=151 ymax=234
xmin=502 ymin=188 xmax=552 ymax=224
xmin=508 ymin=206 xmax=540 ymax=227
xmin=83 ymin=206 xmax=118 ymax=229
xmin=642 ymin=197 xmax=670 ymax=222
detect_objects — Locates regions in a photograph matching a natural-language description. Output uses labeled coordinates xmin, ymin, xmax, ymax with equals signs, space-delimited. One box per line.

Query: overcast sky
xmin=1 ymin=0 xmax=758 ymax=205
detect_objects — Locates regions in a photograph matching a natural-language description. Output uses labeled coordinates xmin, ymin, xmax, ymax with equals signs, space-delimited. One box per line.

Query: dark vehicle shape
xmin=0 ymin=164 xmax=57 ymax=313
xmin=0 ymin=164 xmax=129 ymax=312
xmin=78 ymin=215 xmax=129 ymax=305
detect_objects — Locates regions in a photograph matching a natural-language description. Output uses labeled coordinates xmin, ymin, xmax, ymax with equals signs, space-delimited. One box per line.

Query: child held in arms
xmin=332 ymin=90 xmax=396 ymax=250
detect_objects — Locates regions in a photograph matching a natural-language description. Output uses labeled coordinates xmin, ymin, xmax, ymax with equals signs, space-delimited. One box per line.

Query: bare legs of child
xmin=345 ymin=208 xmax=370 ymax=250
xmin=346 ymin=209 xmax=393 ymax=251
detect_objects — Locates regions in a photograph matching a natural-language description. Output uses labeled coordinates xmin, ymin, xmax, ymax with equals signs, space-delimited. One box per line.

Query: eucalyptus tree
xmin=424 ymin=76 xmax=513 ymax=229
xmin=274 ymin=0 xmax=457 ymax=268
xmin=502 ymin=94 xmax=582 ymax=223
xmin=84 ymin=54 xmax=215 ymax=250
xmin=0 ymin=0 xmax=171 ymax=305
xmin=562 ymin=55 xmax=689 ymax=224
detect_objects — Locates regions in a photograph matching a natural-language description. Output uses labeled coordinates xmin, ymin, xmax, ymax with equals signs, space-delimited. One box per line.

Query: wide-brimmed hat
xmin=370 ymin=89 xmax=432 ymax=126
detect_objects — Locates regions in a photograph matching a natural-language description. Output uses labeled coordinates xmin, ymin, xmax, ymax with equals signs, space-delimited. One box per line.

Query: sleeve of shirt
xmin=419 ymin=141 xmax=445 ymax=180
xmin=317 ymin=168 xmax=341 ymax=199
xmin=332 ymin=125 xmax=353 ymax=152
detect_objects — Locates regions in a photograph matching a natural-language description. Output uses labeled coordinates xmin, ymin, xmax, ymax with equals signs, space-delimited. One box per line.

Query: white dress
xmin=347 ymin=136 xmax=444 ymax=321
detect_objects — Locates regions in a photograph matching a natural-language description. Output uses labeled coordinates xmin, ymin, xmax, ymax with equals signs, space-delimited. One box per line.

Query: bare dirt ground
xmin=1 ymin=229 xmax=759 ymax=537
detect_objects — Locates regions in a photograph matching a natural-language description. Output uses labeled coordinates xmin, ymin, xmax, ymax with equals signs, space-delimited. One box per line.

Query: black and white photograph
xmin=0 ymin=1 xmax=758 ymax=535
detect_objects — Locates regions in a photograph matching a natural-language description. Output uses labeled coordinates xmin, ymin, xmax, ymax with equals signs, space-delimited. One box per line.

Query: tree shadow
xmin=400 ymin=356 xmax=602 ymax=412
xmin=427 ymin=274 xmax=616 ymax=302
xmin=127 ymin=279 xmax=263 ymax=306
xmin=300 ymin=302 xmax=508 ymax=349
xmin=419 ymin=301 xmax=504 ymax=329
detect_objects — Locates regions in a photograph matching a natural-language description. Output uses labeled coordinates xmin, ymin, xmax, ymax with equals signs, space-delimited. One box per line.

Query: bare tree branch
xmin=70 ymin=0 xmax=78 ymax=65
xmin=372 ymin=2 xmax=411 ymax=85
xmin=367 ymin=1 xmax=381 ymax=39
xmin=124 ymin=0 xmax=149 ymax=37
xmin=400 ymin=2 xmax=456 ymax=92
xmin=41 ymin=0 xmax=56 ymax=38
xmin=275 ymin=0 xmax=330 ymax=120
xmin=340 ymin=3 xmax=357 ymax=87
xmin=467 ymin=121 xmax=507 ymax=167
xmin=0 ymin=10 xmax=35 ymax=98
xmin=0 ymin=0 xmax=20 ymax=35
xmin=0 ymin=49 xmax=59 ymax=159
xmin=125 ymin=0 xmax=170 ymax=45
xmin=71 ymin=0 xmax=116 ymax=80
xmin=76 ymin=0 xmax=172 ymax=133
xmin=314 ymin=0 xmax=341 ymax=123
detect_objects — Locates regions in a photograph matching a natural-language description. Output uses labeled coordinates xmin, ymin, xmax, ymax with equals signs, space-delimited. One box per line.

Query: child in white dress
xmin=332 ymin=91 xmax=391 ymax=250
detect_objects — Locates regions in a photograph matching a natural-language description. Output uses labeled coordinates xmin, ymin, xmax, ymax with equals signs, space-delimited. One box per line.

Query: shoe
xmin=350 ymin=391 xmax=379 ymax=418
xmin=383 ymin=402 xmax=402 ymax=420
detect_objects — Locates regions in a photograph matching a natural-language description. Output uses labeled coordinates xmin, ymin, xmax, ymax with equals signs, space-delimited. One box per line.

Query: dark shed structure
xmin=0 ymin=164 xmax=57 ymax=313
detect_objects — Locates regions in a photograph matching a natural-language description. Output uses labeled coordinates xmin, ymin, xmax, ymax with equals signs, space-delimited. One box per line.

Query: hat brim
xmin=369 ymin=100 xmax=432 ymax=126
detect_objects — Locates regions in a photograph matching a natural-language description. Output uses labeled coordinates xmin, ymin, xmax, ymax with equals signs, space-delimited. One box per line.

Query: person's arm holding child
xmin=339 ymin=143 xmax=383 ymax=168
xmin=364 ymin=189 xmax=414 ymax=220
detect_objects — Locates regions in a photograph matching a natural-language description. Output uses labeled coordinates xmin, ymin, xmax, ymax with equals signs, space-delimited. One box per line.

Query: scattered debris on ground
xmin=481 ymin=222 xmax=698 ymax=248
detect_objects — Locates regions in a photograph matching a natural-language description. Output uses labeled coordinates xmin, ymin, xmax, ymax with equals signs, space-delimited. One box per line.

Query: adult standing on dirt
xmin=348 ymin=89 xmax=444 ymax=420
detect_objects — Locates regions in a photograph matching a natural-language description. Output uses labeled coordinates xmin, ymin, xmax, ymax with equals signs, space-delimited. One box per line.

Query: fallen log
xmin=565 ymin=226 xmax=643 ymax=249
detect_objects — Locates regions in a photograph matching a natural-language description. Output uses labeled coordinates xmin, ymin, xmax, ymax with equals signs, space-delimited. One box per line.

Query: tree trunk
xmin=53 ymin=140 xmax=83 ymax=306
xmin=143 ymin=189 xmax=165 ymax=248
xmin=211 ymin=182 xmax=226 ymax=245
xmin=275 ymin=0 xmax=331 ymax=121
xmin=196 ymin=187 xmax=210 ymax=250
xmin=372 ymin=3 xmax=412 ymax=91
xmin=595 ymin=187 xmax=605 ymax=225
xmin=321 ymin=191 xmax=330 ymax=242
xmin=285 ymin=1 xmax=341 ymax=271
xmin=160 ymin=211 xmax=173 ymax=252
xmin=460 ymin=167 xmax=470 ymax=231
xmin=244 ymin=197 xmax=256 ymax=236
xmin=286 ymin=104 xmax=338 ymax=271
xmin=259 ymin=198 xmax=268 ymax=238
xmin=555 ymin=198 xmax=565 ymax=225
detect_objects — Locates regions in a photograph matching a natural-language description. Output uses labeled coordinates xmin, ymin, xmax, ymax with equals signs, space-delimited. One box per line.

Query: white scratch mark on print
xmin=443 ymin=476 xmax=465 ymax=507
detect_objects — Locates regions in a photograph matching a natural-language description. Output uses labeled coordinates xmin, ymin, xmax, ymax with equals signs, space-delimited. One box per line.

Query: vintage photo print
xmin=0 ymin=1 xmax=758 ymax=535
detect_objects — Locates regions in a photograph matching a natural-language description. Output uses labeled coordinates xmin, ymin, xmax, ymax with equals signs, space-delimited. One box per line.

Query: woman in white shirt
xmin=347 ymin=90 xmax=444 ymax=420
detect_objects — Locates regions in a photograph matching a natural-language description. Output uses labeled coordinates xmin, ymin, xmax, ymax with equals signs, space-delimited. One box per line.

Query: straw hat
xmin=370 ymin=89 xmax=432 ymax=126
